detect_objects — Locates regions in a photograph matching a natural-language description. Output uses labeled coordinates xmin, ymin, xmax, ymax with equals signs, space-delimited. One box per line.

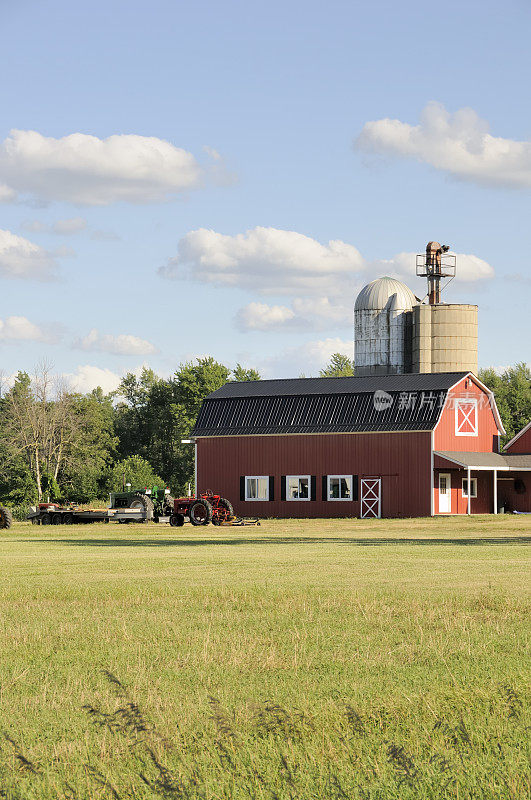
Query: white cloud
xmin=369 ymin=250 xmax=494 ymax=285
xmin=0 ymin=129 xmax=205 ymax=205
xmin=0 ymin=183 xmax=16 ymax=202
xmin=258 ymin=337 xmax=354 ymax=378
xmin=0 ymin=315 xmax=58 ymax=343
xmin=52 ymin=217 xmax=87 ymax=234
xmin=160 ymin=225 xmax=495 ymax=333
xmin=20 ymin=220 xmax=48 ymax=233
xmin=355 ymin=102 xmax=531 ymax=189
xmin=235 ymin=302 xmax=296 ymax=331
xmin=159 ymin=226 xmax=365 ymax=295
xmin=236 ymin=297 xmax=352 ymax=331
xmin=74 ymin=328 xmax=158 ymax=356
xmin=0 ymin=229 xmax=59 ymax=280
xmin=64 ymin=365 xmax=123 ymax=394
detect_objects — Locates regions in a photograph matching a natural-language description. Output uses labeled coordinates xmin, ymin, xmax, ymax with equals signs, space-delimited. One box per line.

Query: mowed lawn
xmin=0 ymin=516 xmax=529 ymax=799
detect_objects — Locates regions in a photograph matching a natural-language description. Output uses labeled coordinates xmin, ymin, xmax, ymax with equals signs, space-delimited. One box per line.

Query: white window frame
xmin=286 ymin=475 xmax=311 ymax=501
xmin=462 ymin=477 xmax=477 ymax=499
xmin=245 ymin=476 xmax=269 ymax=502
xmin=455 ymin=398 xmax=478 ymax=437
xmin=327 ymin=475 xmax=353 ymax=501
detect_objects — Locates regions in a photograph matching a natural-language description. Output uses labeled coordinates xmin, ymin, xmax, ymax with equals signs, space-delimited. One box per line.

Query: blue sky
xmin=1 ymin=0 xmax=530 ymax=391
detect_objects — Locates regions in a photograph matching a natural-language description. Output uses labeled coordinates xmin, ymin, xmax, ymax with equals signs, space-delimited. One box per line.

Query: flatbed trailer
xmin=27 ymin=503 xmax=150 ymax=525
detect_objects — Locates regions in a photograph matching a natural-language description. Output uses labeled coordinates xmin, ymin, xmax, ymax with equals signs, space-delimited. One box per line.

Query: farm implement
xmin=24 ymin=489 xmax=259 ymax=527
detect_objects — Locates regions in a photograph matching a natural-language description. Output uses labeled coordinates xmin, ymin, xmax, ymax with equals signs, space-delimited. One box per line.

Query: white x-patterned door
xmin=360 ymin=478 xmax=381 ymax=518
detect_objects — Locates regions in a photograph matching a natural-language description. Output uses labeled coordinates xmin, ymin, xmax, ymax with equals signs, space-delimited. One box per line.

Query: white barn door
xmin=360 ymin=478 xmax=381 ymax=518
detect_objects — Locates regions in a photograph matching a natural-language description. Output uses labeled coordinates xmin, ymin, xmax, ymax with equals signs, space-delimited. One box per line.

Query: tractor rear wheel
xmin=189 ymin=499 xmax=212 ymax=526
xmin=128 ymin=493 xmax=155 ymax=521
xmin=169 ymin=513 xmax=185 ymax=527
xmin=0 ymin=506 xmax=13 ymax=529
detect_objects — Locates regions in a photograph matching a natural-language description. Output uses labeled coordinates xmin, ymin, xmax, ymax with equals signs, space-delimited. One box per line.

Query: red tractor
xmin=169 ymin=492 xmax=234 ymax=527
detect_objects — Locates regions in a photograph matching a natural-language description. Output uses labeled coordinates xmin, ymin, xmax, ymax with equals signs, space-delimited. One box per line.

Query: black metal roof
xmin=207 ymin=372 xmax=469 ymax=399
xmin=193 ymin=372 xmax=469 ymax=437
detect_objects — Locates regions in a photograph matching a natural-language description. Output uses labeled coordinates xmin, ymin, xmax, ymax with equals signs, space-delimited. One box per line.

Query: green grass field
xmin=0 ymin=516 xmax=529 ymax=799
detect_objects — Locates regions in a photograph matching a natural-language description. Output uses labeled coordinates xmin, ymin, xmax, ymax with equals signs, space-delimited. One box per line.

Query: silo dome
xmin=354 ymin=276 xmax=417 ymax=376
xmin=355 ymin=276 xmax=416 ymax=312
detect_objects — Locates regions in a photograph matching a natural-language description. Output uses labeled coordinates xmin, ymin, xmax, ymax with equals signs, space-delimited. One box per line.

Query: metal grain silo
xmin=411 ymin=303 xmax=478 ymax=374
xmin=354 ymin=276 xmax=417 ymax=376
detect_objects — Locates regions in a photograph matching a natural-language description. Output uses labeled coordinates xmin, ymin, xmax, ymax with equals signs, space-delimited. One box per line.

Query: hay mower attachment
xmin=217 ymin=516 xmax=260 ymax=527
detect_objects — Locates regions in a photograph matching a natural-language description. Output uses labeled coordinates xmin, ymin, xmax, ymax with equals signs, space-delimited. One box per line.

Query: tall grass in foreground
xmin=0 ymin=517 xmax=529 ymax=798
xmin=1 ymin=668 xmax=528 ymax=799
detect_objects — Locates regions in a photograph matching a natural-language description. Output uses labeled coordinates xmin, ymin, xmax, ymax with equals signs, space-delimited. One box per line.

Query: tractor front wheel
xmin=169 ymin=513 xmax=185 ymax=527
xmin=189 ymin=499 xmax=212 ymax=526
xmin=0 ymin=506 xmax=13 ymax=529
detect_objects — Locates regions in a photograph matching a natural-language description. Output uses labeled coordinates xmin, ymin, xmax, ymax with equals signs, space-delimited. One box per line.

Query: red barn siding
xmin=434 ymin=376 xmax=500 ymax=453
xmin=505 ymin=424 xmax=531 ymax=454
xmin=433 ymin=469 xmax=493 ymax=514
xmin=497 ymin=472 xmax=531 ymax=513
xmin=197 ymin=431 xmax=432 ymax=518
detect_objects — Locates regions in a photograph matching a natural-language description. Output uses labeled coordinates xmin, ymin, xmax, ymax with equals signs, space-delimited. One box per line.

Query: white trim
xmin=493 ymin=469 xmax=498 ymax=514
xmin=286 ymin=475 xmax=311 ymax=501
xmin=504 ymin=420 xmax=531 ymax=451
xmin=467 ymin=468 xmax=471 ymax=515
xmin=194 ymin=443 xmax=197 ymax=496
xmin=327 ymin=475 xmax=353 ymax=501
xmin=193 ymin=429 xmax=432 ymax=439
xmin=432 ymin=372 xmax=506 ymax=437
xmin=360 ymin=478 xmax=381 ymax=518
xmin=244 ymin=475 xmax=269 ymax=502
xmin=438 ymin=473 xmax=451 ymax=513
xmin=430 ymin=429 xmax=434 ymax=517
xmin=462 ymin=477 xmax=477 ymax=499
xmin=455 ymin=397 xmax=478 ymax=437
xmin=468 ymin=374 xmax=506 ymax=435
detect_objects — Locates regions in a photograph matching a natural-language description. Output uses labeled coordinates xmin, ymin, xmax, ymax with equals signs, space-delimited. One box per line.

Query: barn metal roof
xmin=206 ymin=372 xmax=469 ymax=400
xmin=193 ymin=372 xmax=470 ymax=437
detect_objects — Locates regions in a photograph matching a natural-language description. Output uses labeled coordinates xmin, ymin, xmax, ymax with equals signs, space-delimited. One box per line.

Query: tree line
xmin=0 ymin=356 xmax=529 ymax=511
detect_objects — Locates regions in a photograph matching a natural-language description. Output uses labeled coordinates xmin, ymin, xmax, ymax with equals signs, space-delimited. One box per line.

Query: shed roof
xmin=193 ymin=372 xmax=470 ymax=437
xmin=504 ymin=420 xmax=531 ymax=452
xmin=435 ymin=451 xmax=531 ymax=470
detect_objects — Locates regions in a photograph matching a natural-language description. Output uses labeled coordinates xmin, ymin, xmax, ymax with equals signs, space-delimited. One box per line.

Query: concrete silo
xmin=354 ymin=242 xmax=480 ymax=377
xmin=354 ymin=276 xmax=417 ymax=376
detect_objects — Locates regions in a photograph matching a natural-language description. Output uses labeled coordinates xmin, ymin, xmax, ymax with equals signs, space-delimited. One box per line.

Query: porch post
xmin=467 ymin=467 xmax=471 ymax=515
xmin=194 ymin=442 xmax=198 ymax=496
xmin=493 ymin=469 xmax=498 ymax=514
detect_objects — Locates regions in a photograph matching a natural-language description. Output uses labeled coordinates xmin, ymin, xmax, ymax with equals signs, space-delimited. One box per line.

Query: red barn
xmin=192 ymin=372 xmax=531 ymax=518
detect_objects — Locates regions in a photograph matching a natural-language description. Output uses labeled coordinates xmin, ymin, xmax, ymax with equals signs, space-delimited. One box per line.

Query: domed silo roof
xmin=355 ymin=276 xmax=417 ymax=311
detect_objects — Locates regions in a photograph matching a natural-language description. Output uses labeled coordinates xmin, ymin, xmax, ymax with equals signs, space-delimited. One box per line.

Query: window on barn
xmin=462 ymin=478 xmax=477 ymax=498
xmin=455 ymin=398 xmax=478 ymax=436
xmin=328 ymin=475 xmax=352 ymax=500
xmin=245 ymin=476 xmax=269 ymax=501
xmin=286 ymin=475 xmax=310 ymax=500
